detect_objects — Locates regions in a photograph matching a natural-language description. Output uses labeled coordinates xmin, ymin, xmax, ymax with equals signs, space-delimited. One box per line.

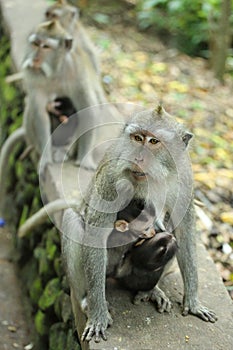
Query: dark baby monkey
xmin=108 ymin=200 xmax=157 ymax=248
xmin=116 ymin=232 xmax=177 ymax=292
xmin=108 ymin=200 xmax=177 ymax=293
xmin=47 ymin=96 xmax=77 ymax=124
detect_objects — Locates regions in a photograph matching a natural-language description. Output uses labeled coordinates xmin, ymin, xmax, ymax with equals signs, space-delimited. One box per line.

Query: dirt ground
xmin=0 ymin=228 xmax=34 ymax=350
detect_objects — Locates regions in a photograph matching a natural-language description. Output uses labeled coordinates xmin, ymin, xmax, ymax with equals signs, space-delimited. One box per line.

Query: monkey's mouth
xmin=131 ymin=171 xmax=148 ymax=180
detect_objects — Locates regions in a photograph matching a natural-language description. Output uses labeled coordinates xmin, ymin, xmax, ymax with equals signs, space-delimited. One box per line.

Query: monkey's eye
xmin=42 ymin=44 xmax=51 ymax=49
xmin=157 ymin=246 xmax=167 ymax=256
xmin=32 ymin=40 xmax=40 ymax=47
xmin=133 ymin=134 xmax=144 ymax=142
xmin=46 ymin=11 xmax=57 ymax=19
xmin=148 ymin=137 xmax=159 ymax=145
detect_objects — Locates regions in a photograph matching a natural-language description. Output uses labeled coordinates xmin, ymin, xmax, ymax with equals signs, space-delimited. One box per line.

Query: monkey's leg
xmin=0 ymin=127 xmax=25 ymax=210
xmin=175 ymin=206 xmax=217 ymax=322
xmin=62 ymin=210 xmax=113 ymax=342
xmin=24 ymin=94 xmax=53 ymax=178
xmin=81 ymin=245 xmax=113 ymax=342
xmin=134 ymin=285 xmax=172 ymax=313
xmin=74 ymin=109 xmax=98 ymax=170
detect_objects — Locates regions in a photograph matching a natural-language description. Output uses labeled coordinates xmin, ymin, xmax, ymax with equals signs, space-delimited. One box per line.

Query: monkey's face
xmin=45 ymin=3 xmax=79 ymax=33
xmin=123 ymin=124 xmax=172 ymax=182
xmin=128 ymin=219 xmax=155 ymax=239
xmin=128 ymin=130 xmax=163 ymax=181
xmin=23 ymin=22 xmax=73 ymax=78
xmin=122 ymin=107 xmax=193 ymax=182
xmin=24 ymin=34 xmax=59 ymax=73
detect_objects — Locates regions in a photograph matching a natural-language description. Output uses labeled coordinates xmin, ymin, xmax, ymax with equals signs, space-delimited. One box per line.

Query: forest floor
xmin=82 ymin=0 xmax=233 ymax=298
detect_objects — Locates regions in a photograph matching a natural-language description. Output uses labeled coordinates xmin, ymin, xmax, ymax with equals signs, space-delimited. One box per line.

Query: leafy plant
xmin=136 ymin=0 xmax=229 ymax=56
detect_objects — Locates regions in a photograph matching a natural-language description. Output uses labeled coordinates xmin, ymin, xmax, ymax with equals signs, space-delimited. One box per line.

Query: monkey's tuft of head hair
xmin=153 ymin=103 xmax=163 ymax=117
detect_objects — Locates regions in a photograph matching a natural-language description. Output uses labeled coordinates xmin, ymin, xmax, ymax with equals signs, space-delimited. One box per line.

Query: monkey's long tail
xmin=0 ymin=127 xmax=25 ymax=212
xmin=18 ymin=199 xmax=79 ymax=238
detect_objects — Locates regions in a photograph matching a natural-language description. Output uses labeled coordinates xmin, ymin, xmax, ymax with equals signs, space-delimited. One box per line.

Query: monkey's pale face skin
xmin=129 ymin=131 xmax=162 ymax=181
xmin=128 ymin=217 xmax=155 ymax=238
xmin=114 ymin=212 xmax=156 ymax=239
xmin=23 ymin=34 xmax=60 ymax=76
xmin=126 ymin=125 xmax=166 ymax=182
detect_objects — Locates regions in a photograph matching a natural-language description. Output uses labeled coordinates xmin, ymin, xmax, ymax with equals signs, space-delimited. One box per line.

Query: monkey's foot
xmin=133 ymin=286 xmax=172 ymax=313
xmin=81 ymin=311 xmax=113 ymax=343
xmin=182 ymin=301 xmax=217 ymax=323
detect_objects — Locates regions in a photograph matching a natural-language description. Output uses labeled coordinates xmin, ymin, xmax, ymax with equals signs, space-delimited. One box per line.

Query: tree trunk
xmin=209 ymin=0 xmax=232 ymax=81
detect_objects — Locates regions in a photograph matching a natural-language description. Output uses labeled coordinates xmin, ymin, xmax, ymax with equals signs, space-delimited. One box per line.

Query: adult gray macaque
xmin=22 ymin=19 xmax=108 ymax=175
xmin=44 ymin=0 xmax=99 ymax=74
xmin=62 ymin=105 xmax=217 ymax=343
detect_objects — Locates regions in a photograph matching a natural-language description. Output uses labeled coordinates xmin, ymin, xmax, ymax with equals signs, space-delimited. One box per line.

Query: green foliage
xmin=49 ymin=323 xmax=81 ymax=350
xmin=35 ymin=310 xmax=50 ymax=336
xmin=39 ymin=278 xmax=62 ymax=311
xmin=30 ymin=277 xmax=43 ymax=304
xmin=49 ymin=323 xmax=67 ymax=350
xmin=136 ymin=0 xmax=226 ymax=56
xmin=0 ymin=30 xmax=24 ymax=142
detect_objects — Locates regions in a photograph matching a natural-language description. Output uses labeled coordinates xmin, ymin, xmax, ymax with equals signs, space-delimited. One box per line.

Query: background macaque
xmin=44 ymin=0 xmax=99 ymax=73
xmin=1 ymin=0 xmax=120 ymax=183
xmin=62 ymin=105 xmax=217 ymax=343
xmin=22 ymin=19 xmax=109 ymax=175
xmin=47 ymin=96 xmax=77 ymax=124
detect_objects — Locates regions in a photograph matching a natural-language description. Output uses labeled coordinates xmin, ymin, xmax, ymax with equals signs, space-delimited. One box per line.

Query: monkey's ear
xmin=64 ymin=38 xmax=73 ymax=50
xmin=114 ymin=220 xmax=129 ymax=232
xmin=182 ymin=132 xmax=193 ymax=147
xmin=71 ymin=7 xmax=78 ymax=18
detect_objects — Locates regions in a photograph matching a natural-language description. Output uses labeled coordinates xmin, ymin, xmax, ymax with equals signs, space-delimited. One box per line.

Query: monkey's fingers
xmin=81 ymin=324 xmax=95 ymax=342
xmin=133 ymin=290 xmax=150 ymax=305
xmin=94 ymin=325 xmax=108 ymax=343
xmin=182 ymin=305 xmax=217 ymax=323
xmin=150 ymin=287 xmax=172 ymax=313
xmin=59 ymin=115 xmax=69 ymax=123
xmin=81 ymin=322 xmax=108 ymax=342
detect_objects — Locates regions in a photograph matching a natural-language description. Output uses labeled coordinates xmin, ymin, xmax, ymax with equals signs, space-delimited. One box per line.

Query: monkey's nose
xmin=134 ymin=155 xmax=144 ymax=164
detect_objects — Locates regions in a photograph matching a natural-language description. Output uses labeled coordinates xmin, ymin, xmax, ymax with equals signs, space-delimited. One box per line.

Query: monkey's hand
xmin=134 ymin=286 xmax=172 ymax=313
xmin=81 ymin=309 xmax=113 ymax=343
xmin=182 ymin=299 xmax=217 ymax=323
